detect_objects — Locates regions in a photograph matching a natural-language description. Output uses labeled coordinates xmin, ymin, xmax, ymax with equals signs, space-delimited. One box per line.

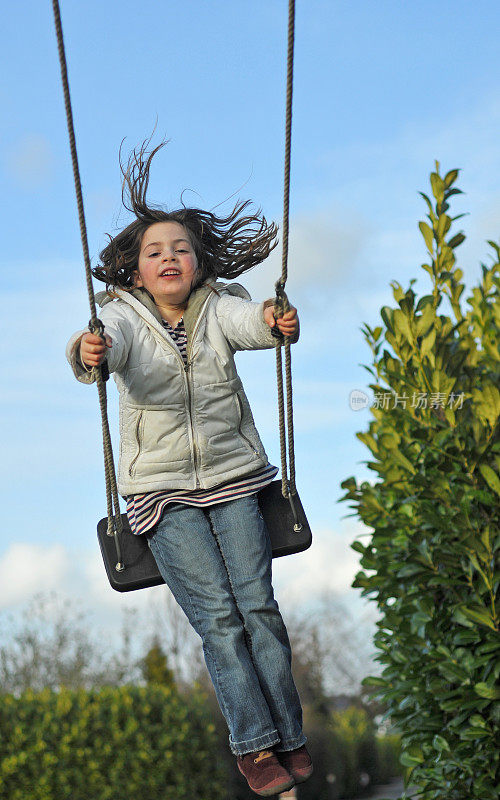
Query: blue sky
xmin=1 ymin=0 xmax=500 ymax=670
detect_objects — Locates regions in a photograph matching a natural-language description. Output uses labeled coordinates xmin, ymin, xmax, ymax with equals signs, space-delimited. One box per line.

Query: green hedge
xmin=0 ymin=683 xmax=402 ymax=800
xmin=340 ymin=164 xmax=499 ymax=800
xmin=0 ymin=685 xmax=225 ymax=800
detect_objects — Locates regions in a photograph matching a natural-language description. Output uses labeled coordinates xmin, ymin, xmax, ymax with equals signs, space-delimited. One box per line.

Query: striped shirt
xmin=125 ymin=316 xmax=278 ymax=535
xmin=126 ymin=463 xmax=278 ymax=535
xmin=161 ymin=314 xmax=188 ymax=363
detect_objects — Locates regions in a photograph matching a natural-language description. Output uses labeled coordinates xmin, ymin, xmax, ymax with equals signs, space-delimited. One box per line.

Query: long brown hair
xmin=92 ymin=140 xmax=279 ymax=293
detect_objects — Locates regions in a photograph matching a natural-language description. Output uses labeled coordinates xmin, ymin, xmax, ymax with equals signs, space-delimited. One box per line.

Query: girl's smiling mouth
xmin=159 ymin=269 xmax=181 ymax=277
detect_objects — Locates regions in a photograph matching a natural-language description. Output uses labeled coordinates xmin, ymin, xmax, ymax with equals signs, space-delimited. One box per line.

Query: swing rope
xmin=51 ymin=0 xmax=125 ymax=569
xmin=52 ymin=0 xmax=301 ymax=567
xmin=274 ymin=0 xmax=299 ymax=519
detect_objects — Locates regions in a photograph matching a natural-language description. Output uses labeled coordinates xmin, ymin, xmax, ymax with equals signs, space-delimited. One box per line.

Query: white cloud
xmin=82 ymin=543 xmax=168 ymax=614
xmin=0 ymin=518 xmax=370 ymax=619
xmin=0 ymin=539 xmax=176 ymax=654
xmin=272 ymin=519 xmax=369 ymax=607
xmin=0 ymin=544 xmax=69 ymax=608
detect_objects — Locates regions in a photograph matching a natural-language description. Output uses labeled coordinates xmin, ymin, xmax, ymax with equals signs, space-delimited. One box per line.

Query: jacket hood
xmin=95 ymin=281 xmax=251 ymax=344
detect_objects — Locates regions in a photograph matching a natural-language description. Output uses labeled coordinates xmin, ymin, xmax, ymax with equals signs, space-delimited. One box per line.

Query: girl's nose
xmin=163 ymin=250 xmax=176 ymax=261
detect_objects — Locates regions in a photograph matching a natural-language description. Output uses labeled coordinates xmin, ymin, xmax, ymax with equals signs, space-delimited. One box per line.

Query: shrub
xmin=0 ymin=684 xmax=225 ymax=800
xmin=340 ymin=164 xmax=499 ymax=800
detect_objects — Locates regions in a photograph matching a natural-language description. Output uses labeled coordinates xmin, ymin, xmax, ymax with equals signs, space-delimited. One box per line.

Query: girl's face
xmin=135 ymin=221 xmax=198 ymax=306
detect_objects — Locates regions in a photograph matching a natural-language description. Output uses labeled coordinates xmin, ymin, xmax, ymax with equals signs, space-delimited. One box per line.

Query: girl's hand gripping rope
xmin=263 ymin=304 xmax=299 ymax=337
xmin=80 ymin=332 xmax=113 ymax=368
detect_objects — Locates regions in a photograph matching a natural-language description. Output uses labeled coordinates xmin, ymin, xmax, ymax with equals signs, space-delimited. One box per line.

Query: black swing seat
xmin=97 ymin=480 xmax=312 ymax=592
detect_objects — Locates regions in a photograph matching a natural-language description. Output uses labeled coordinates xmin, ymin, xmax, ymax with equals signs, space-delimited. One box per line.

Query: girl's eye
xmin=176 ymin=248 xmax=188 ymax=253
xmin=149 ymin=251 xmax=160 ymax=257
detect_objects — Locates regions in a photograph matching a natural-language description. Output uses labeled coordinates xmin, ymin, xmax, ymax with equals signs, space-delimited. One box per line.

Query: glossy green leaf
xmin=415 ymin=303 xmax=435 ymax=337
xmin=400 ymin=744 xmax=424 ymax=766
xmin=475 ymin=683 xmax=500 ymax=700
xmin=444 ymin=168 xmax=460 ymax=187
xmin=430 ymin=172 xmax=445 ymax=202
xmin=460 ymin=727 xmax=491 ymax=740
xmin=419 ymin=221 xmax=434 ymax=252
xmin=361 ymin=676 xmax=388 ymax=687
xmin=479 ymin=464 xmax=500 ymax=498
xmin=432 ymin=734 xmax=450 ymax=751
xmin=457 ymin=606 xmax=498 ymax=631
xmin=469 ymin=714 xmax=487 ymax=728
xmin=448 ymin=232 xmax=466 ymax=249
xmin=420 ymin=327 xmax=436 ymax=358
xmin=393 ymin=308 xmax=413 ymax=341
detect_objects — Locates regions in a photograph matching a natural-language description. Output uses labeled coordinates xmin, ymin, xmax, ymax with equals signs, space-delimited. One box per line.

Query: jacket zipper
xmin=128 ymin=411 xmax=144 ymax=476
xmin=182 ymin=294 xmax=213 ymax=487
xmin=184 ymin=361 xmax=199 ymax=486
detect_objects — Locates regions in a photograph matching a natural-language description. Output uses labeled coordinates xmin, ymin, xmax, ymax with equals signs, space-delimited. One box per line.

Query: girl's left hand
xmin=263 ymin=304 xmax=299 ymax=336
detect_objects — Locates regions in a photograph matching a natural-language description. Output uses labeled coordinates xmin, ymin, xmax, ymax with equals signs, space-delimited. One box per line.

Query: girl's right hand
xmin=80 ymin=332 xmax=113 ymax=367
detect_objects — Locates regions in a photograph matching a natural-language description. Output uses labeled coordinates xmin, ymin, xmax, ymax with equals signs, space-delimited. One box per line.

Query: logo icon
xmin=349 ymin=389 xmax=369 ymax=411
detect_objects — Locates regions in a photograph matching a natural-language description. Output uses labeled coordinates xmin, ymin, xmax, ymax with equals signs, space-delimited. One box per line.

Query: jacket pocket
xmin=235 ymin=393 xmax=259 ymax=456
xmin=128 ymin=411 xmax=144 ymax=477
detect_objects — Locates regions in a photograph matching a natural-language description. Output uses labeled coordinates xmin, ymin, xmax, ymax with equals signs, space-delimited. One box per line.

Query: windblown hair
xmin=92 ymin=140 xmax=279 ymax=294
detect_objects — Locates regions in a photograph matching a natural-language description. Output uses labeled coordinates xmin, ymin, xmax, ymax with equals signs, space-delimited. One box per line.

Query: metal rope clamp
xmin=107 ymin=515 xmax=125 ymax=573
xmin=286 ymin=484 xmax=303 ymax=533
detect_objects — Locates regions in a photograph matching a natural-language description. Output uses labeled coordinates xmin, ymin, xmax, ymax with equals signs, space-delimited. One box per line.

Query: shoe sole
xmin=250 ymin=778 xmax=296 ymax=797
xmin=290 ymin=764 xmax=313 ymax=784
xmin=237 ymin=763 xmax=295 ymax=797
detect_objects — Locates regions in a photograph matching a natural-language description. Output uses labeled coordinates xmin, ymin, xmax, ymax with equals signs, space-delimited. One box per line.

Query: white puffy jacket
xmin=66 ymin=281 xmax=295 ymax=496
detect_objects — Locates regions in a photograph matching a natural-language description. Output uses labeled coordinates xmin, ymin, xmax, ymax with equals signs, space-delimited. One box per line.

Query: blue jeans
xmin=146 ymin=493 xmax=306 ymax=756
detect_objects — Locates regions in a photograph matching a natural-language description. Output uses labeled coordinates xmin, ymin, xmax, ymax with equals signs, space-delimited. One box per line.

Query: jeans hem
xmin=274 ymin=732 xmax=308 ymax=752
xmin=230 ymin=731 xmax=281 ymax=756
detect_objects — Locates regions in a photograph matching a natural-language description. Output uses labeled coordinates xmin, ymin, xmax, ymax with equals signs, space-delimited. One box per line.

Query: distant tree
xmin=284 ymin=590 xmax=380 ymax=700
xmin=142 ymin=587 xmax=206 ymax=688
xmin=0 ymin=591 xmax=140 ymax=693
xmin=139 ymin=635 xmax=176 ymax=688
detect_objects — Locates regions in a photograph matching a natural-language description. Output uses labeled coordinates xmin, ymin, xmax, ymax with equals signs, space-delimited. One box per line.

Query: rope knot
xmin=87 ymin=318 xmax=109 ymax=381
xmin=272 ymin=280 xmax=290 ymax=340
xmin=88 ymin=318 xmax=105 ymax=338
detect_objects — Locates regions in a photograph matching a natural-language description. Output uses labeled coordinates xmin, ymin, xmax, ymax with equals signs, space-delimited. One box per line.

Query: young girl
xmin=66 ymin=142 xmax=312 ymax=797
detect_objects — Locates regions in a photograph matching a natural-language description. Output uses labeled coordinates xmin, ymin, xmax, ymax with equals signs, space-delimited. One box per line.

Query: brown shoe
xmin=276 ymin=745 xmax=313 ymax=784
xmin=237 ymin=749 xmax=295 ymax=797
